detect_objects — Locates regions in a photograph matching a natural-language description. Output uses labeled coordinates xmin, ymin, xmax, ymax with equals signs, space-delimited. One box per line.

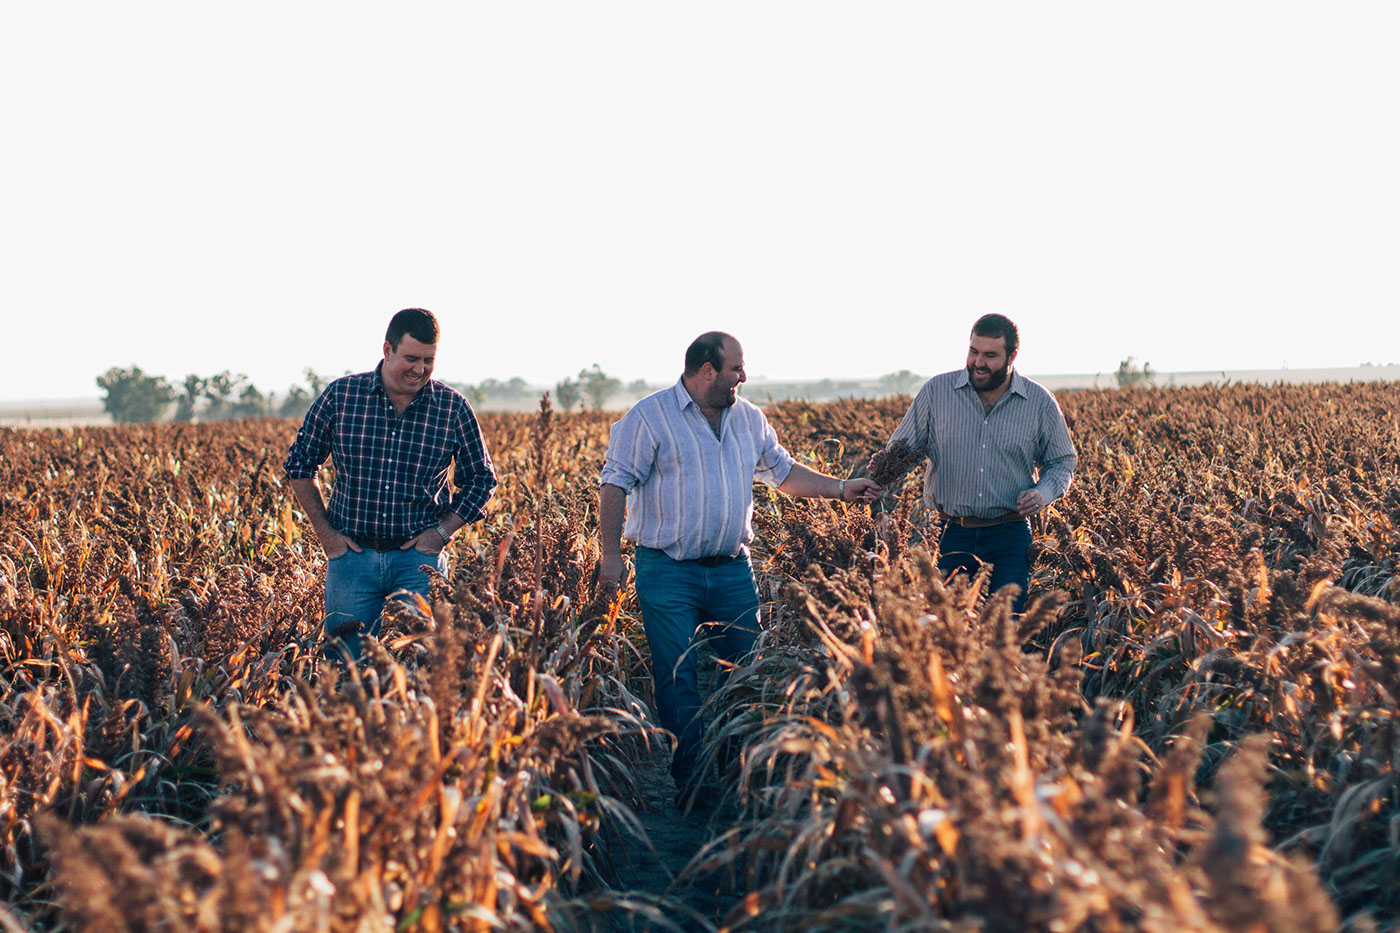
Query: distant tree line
xmin=552 ymin=365 xmax=628 ymax=412
xmin=96 ymin=367 xmax=334 ymax=424
xmin=96 ymin=363 xmax=931 ymax=423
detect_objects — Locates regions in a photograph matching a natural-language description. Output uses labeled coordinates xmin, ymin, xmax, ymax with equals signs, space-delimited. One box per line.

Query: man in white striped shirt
xmin=599 ymin=332 xmax=878 ymax=810
xmin=872 ymin=314 xmax=1077 ymax=614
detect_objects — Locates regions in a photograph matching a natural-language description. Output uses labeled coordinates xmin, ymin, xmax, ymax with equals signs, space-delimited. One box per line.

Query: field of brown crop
xmin=2 ymin=383 xmax=1398 ymax=931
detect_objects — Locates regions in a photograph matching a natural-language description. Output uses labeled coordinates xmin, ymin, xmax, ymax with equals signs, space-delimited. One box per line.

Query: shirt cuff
xmin=449 ymin=499 xmax=488 ymax=524
xmin=599 ymin=466 xmax=639 ymax=492
xmin=283 ymin=460 xmax=319 ymax=480
xmin=756 ymin=456 xmax=795 ymax=488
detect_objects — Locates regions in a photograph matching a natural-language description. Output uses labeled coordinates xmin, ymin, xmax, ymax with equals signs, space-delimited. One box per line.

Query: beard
xmin=967 ymin=360 xmax=1010 ymax=392
xmin=706 ymin=381 xmax=739 ymax=409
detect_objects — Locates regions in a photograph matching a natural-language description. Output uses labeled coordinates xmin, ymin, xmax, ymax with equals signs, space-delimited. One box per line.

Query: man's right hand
xmin=597 ymin=553 xmax=625 ymax=594
xmin=322 ymin=530 xmax=363 ymax=559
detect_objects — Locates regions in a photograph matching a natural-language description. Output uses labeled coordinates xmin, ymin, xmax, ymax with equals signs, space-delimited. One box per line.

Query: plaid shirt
xmin=283 ymin=364 xmax=496 ymax=539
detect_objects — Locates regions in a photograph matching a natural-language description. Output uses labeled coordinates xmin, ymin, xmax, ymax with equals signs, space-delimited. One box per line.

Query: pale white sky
xmin=4 ymin=3 xmax=1397 ymax=402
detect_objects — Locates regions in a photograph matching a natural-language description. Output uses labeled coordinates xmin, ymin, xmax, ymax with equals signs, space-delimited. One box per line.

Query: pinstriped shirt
xmin=600 ymin=380 xmax=796 ymax=561
xmin=283 ymin=364 xmax=496 ymax=538
xmin=887 ymin=369 xmax=1077 ymax=518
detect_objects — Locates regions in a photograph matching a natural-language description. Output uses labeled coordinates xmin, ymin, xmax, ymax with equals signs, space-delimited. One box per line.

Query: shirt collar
xmin=671 ymin=378 xmax=698 ymax=411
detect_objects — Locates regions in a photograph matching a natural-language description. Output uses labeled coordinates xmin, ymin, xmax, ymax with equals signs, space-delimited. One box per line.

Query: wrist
xmin=433 ymin=520 xmax=452 ymax=542
xmin=837 ymin=479 xmax=847 ymax=500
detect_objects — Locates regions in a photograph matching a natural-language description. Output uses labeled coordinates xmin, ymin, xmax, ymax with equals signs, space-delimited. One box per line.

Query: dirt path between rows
xmin=603 ymin=743 xmax=743 ymax=930
xmin=599 ymin=650 xmax=747 ymax=932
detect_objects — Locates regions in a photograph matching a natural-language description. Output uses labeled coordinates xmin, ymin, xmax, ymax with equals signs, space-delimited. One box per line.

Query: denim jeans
xmin=323 ymin=546 xmax=448 ymax=661
xmin=633 ymin=546 xmax=760 ymax=791
xmin=937 ymin=520 xmax=1033 ymax=613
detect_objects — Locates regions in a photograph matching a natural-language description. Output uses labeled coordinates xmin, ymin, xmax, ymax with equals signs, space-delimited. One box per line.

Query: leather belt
xmin=357 ymin=535 xmax=411 ymax=551
xmin=938 ymin=511 xmax=1025 ymax=528
xmin=636 ymin=546 xmax=742 ymax=567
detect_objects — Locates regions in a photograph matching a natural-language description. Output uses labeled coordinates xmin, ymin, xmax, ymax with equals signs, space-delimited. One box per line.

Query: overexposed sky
xmin=4 ymin=3 xmax=1397 ymax=402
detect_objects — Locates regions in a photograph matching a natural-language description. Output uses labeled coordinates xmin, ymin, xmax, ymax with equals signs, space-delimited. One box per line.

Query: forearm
xmin=599 ymin=483 xmax=627 ymax=557
xmin=435 ymin=512 xmax=467 ymax=536
xmin=1035 ymin=456 xmax=1077 ymax=502
xmin=776 ymin=463 xmax=844 ymax=500
xmin=289 ymin=477 xmax=336 ymax=539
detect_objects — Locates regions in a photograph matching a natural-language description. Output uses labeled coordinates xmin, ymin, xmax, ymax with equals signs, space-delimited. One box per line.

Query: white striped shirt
xmin=600 ymin=380 xmax=796 ymax=561
xmin=888 ymin=369 xmax=1077 ymax=517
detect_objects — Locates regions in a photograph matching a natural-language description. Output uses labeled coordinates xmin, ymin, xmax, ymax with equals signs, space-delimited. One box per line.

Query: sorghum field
xmin=2 ymin=383 xmax=1398 ymax=931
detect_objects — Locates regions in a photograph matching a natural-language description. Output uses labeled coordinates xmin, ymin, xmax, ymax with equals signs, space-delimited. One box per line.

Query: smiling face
xmin=703 ymin=338 xmax=747 ymax=409
xmin=382 ymin=334 xmax=436 ymax=400
xmin=966 ymin=333 xmax=1014 ymax=393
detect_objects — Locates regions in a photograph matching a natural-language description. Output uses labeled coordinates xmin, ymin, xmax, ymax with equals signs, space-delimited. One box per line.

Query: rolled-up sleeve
xmin=1034 ymin=395 xmax=1077 ymax=503
xmin=753 ymin=414 xmax=795 ymax=488
xmin=284 ymin=387 xmax=336 ymax=479
xmin=887 ymin=382 xmax=937 ymax=471
xmin=446 ymin=402 xmax=497 ymax=523
xmin=600 ymin=411 xmax=656 ymax=492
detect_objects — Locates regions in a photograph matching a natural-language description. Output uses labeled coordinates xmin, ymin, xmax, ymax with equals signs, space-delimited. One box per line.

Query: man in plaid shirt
xmin=284 ymin=308 xmax=496 ymax=660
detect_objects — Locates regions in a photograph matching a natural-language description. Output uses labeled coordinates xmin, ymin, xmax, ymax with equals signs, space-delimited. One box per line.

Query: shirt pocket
xmin=412 ymin=418 xmax=456 ymax=484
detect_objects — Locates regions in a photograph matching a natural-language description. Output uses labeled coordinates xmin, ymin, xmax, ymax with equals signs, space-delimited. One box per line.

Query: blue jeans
xmin=633 ymin=546 xmax=760 ymax=790
xmin=323 ymin=546 xmax=448 ymax=661
xmin=938 ymin=520 xmax=1033 ymax=613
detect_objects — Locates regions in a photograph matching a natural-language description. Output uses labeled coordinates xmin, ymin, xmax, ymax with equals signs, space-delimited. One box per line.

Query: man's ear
xmin=383 ymin=339 xmax=392 ymax=358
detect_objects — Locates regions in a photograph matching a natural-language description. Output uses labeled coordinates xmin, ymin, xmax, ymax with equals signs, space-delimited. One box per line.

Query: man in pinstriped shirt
xmin=598 ymin=331 xmax=879 ymax=810
xmin=872 ymin=314 xmax=1077 ymax=614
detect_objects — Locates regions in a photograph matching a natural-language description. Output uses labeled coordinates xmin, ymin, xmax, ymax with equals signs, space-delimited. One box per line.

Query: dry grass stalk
xmin=2 ymin=383 xmax=1399 ymax=929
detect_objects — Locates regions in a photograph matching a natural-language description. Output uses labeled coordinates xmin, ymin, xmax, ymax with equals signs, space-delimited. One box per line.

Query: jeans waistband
xmin=636 ymin=545 xmax=743 ymax=567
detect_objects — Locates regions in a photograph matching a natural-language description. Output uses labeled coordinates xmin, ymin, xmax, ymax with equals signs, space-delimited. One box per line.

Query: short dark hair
xmin=971 ymin=314 xmax=1019 ymax=357
xmin=684 ymin=331 xmax=735 ymax=376
xmin=386 ymin=308 xmax=440 ymax=349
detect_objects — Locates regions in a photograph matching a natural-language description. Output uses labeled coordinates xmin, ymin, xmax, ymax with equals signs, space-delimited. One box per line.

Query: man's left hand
xmin=1016 ymin=489 xmax=1046 ymax=517
xmin=405 ymin=528 xmax=448 ymax=554
xmin=844 ymin=478 xmax=881 ymax=502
